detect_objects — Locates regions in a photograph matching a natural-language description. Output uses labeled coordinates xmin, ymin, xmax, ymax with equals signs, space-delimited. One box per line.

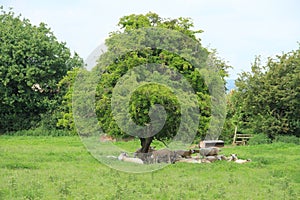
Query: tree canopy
xmin=0 ymin=7 xmax=82 ymax=133
xmin=231 ymin=46 xmax=300 ymax=138
xmin=90 ymin=12 xmax=229 ymax=152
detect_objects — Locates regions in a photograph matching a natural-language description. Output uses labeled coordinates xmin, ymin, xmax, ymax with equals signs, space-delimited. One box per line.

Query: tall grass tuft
xmin=5 ymin=128 xmax=75 ymax=136
xmin=248 ymin=134 xmax=271 ymax=145
xmin=274 ymin=135 xmax=300 ymax=145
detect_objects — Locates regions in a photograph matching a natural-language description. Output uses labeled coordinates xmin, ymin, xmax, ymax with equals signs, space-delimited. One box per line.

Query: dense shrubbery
xmin=225 ymin=46 xmax=300 ymax=140
xmin=1 ymin=7 xmax=299 ymax=145
xmin=0 ymin=7 xmax=82 ymax=134
xmin=274 ymin=135 xmax=300 ymax=145
xmin=248 ymin=134 xmax=272 ymax=145
xmin=248 ymin=134 xmax=300 ymax=145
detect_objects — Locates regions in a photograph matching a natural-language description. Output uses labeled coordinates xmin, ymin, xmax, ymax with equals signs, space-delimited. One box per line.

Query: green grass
xmin=0 ymin=136 xmax=299 ymax=199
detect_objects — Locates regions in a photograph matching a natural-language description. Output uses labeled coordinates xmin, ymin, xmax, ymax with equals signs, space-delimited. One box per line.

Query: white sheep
xmin=176 ymin=158 xmax=201 ymax=163
xmin=200 ymin=158 xmax=211 ymax=163
xmin=227 ymin=154 xmax=238 ymax=162
xmin=217 ymin=155 xmax=228 ymax=161
xmin=235 ymin=159 xmax=251 ymax=164
xmin=118 ymin=152 xmax=144 ymax=164
xmin=228 ymin=154 xmax=251 ymax=164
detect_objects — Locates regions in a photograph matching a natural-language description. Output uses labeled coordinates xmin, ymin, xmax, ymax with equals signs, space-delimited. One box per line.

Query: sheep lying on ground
xmin=151 ymin=149 xmax=180 ymax=164
xmin=176 ymin=158 xmax=201 ymax=163
xmin=118 ymin=152 xmax=144 ymax=164
xmin=134 ymin=152 xmax=153 ymax=164
xmin=176 ymin=153 xmax=251 ymax=164
xmin=227 ymin=154 xmax=238 ymax=162
xmin=235 ymin=159 xmax=251 ymax=164
xmin=205 ymin=156 xmax=219 ymax=162
xmin=133 ymin=146 xmax=156 ymax=164
xmin=198 ymin=154 xmax=228 ymax=163
xmin=228 ymin=154 xmax=251 ymax=164
xmin=199 ymin=147 xmax=220 ymax=157
xmin=134 ymin=148 xmax=198 ymax=164
xmin=175 ymin=149 xmax=195 ymax=158
xmin=116 ymin=143 xmax=251 ymax=165
xmin=200 ymin=158 xmax=212 ymax=163
xmin=217 ymin=155 xmax=228 ymax=161
xmin=192 ymin=149 xmax=200 ymax=154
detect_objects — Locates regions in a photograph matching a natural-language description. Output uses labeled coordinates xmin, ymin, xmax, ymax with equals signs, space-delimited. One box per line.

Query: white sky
xmin=1 ymin=0 xmax=300 ymax=79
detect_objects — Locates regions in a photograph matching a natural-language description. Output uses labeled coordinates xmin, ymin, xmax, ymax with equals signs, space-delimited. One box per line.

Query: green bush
xmin=274 ymin=135 xmax=300 ymax=145
xmin=248 ymin=134 xmax=271 ymax=145
xmin=0 ymin=8 xmax=83 ymax=133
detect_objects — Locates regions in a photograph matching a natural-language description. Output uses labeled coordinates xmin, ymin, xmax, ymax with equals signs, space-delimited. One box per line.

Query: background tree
xmin=56 ymin=68 xmax=80 ymax=132
xmin=0 ymin=7 xmax=82 ymax=133
xmin=232 ymin=46 xmax=300 ymax=138
xmin=94 ymin=12 xmax=229 ymax=152
xmin=219 ymin=90 xmax=237 ymax=144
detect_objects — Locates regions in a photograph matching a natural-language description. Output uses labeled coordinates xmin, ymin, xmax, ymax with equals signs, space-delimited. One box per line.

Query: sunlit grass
xmin=0 ymin=136 xmax=299 ymax=199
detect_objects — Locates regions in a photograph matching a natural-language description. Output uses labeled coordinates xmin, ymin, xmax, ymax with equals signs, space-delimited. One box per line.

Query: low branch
xmin=157 ymin=138 xmax=169 ymax=148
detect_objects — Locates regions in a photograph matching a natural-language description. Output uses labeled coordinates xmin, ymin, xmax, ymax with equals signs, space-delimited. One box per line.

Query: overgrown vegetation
xmin=248 ymin=134 xmax=271 ymax=145
xmin=0 ymin=6 xmax=299 ymax=200
xmin=56 ymin=12 xmax=230 ymax=151
xmin=0 ymin=7 xmax=299 ymax=145
xmin=228 ymin=47 xmax=300 ymax=139
xmin=274 ymin=135 xmax=300 ymax=145
xmin=0 ymin=7 xmax=83 ymax=133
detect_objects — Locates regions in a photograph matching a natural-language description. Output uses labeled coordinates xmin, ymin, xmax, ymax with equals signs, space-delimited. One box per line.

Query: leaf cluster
xmin=95 ymin=12 xmax=228 ymax=141
xmin=0 ymin=7 xmax=82 ymax=133
xmin=232 ymin=47 xmax=300 ymax=138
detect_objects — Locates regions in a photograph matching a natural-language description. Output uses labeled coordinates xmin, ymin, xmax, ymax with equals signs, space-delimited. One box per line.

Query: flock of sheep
xmin=116 ymin=146 xmax=251 ymax=165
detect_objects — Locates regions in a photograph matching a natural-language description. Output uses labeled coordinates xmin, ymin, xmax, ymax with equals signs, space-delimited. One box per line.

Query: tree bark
xmin=140 ymin=137 xmax=153 ymax=153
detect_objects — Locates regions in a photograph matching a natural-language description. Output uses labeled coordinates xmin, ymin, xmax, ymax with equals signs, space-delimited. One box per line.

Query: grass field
xmin=0 ymin=136 xmax=299 ymax=199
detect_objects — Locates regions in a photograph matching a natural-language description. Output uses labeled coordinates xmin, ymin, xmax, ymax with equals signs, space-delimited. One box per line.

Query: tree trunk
xmin=140 ymin=137 xmax=153 ymax=153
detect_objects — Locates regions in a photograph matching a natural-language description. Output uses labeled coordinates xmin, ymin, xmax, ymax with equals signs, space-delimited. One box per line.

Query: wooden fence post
xmin=232 ymin=126 xmax=238 ymax=145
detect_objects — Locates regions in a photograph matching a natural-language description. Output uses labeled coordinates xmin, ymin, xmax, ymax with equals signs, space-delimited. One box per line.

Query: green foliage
xmin=116 ymin=12 xmax=203 ymax=42
xmin=94 ymin=12 xmax=228 ymax=143
xmin=56 ymin=68 xmax=80 ymax=131
xmin=274 ymin=135 xmax=300 ymax=145
xmin=248 ymin=134 xmax=271 ymax=145
xmin=53 ymin=13 xmax=228 ymax=143
xmin=232 ymin=46 xmax=300 ymax=138
xmin=220 ymin=91 xmax=237 ymax=144
xmin=128 ymin=83 xmax=182 ymax=139
xmin=0 ymin=7 xmax=83 ymax=133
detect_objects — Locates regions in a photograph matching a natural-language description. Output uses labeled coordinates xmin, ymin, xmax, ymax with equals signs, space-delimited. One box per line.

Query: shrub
xmin=0 ymin=8 xmax=83 ymax=133
xmin=248 ymin=134 xmax=271 ymax=145
xmin=274 ymin=135 xmax=300 ymax=145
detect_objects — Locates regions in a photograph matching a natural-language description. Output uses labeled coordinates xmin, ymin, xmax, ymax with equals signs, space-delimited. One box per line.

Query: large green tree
xmin=92 ymin=12 xmax=228 ymax=152
xmin=232 ymin=47 xmax=300 ymax=138
xmin=0 ymin=7 xmax=82 ymax=133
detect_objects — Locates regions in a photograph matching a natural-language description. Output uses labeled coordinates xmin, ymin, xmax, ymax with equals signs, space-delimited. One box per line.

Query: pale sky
xmin=1 ymin=0 xmax=300 ymax=79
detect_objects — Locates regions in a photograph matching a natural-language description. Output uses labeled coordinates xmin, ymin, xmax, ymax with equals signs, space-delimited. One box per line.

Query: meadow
xmin=0 ymin=135 xmax=299 ymax=200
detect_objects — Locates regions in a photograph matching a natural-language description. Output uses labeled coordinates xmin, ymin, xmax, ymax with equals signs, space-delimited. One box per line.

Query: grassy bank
xmin=0 ymin=136 xmax=299 ymax=199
